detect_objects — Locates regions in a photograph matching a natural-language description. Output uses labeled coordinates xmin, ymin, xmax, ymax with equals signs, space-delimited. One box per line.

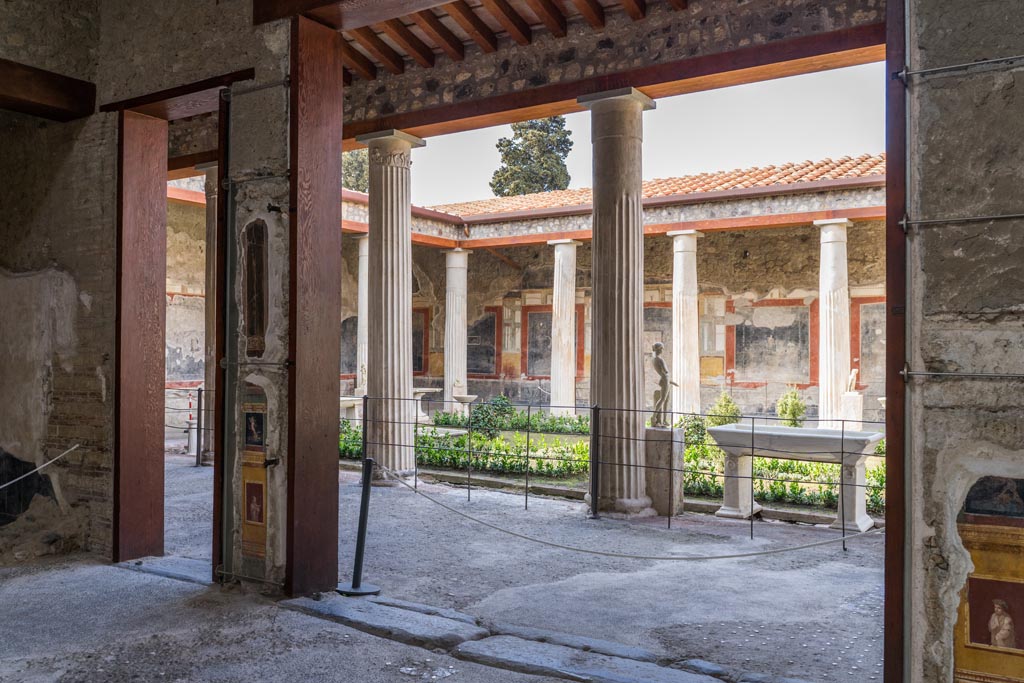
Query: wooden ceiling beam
xmin=411 ymin=10 xmax=466 ymax=62
xmin=666 ymin=0 xmax=688 ymax=9
xmin=569 ymin=0 xmax=605 ymax=28
xmin=252 ymin=0 xmax=452 ymax=30
xmin=380 ymin=19 xmax=435 ymax=68
xmin=525 ymin=0 xmax=567 ymax=37
xmin=621 ymin=0 xmax=646 ymax=21
xmin=480 ymin=0 xmax=532 ymax=45
xmin=444 ymin=1 xmax=499 ymax=53
xmin=349 ymin=26 xmax=405 ymax=75
xmin=0 ymin=58 xmax=95 ymax=121
xmin=340 ymin=40 xmax=377 ymax=80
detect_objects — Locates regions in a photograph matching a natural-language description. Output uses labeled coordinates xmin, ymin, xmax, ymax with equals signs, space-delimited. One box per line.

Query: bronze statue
xmin=651 ymin=342 xmax=678 ymax=427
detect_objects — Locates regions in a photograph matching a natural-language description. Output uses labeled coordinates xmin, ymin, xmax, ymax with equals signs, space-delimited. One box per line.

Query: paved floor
xmin=3 ymin=456 xmax=885 ymax=681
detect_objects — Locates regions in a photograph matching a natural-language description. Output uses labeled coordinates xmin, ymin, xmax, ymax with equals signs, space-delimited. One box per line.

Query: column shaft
xmin=580 ymin=88 xmax=654 ymax=514
xmin=444 ymin=249 xmax=470 ymax=413
xmin=548 ymin=239 xmax=579 ymax=416
xmin=669 ymin=231 xmax=701 ymax=416
xmin=361 ymin=130 xmax=425 ymax=474
xmin=356 ymin=236 xmax=369 ymax=392
xmin=816 ymin=219 xmax=852 ymax=429
xmin=201 ymin=165 xmax=218 ymax=464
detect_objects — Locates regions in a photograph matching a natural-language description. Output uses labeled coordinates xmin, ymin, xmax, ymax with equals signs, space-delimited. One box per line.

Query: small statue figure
xmin=651 ymin=342 xmax=678 ymax=427
xmin=989 ymin=599 xmax=1017 ymax=649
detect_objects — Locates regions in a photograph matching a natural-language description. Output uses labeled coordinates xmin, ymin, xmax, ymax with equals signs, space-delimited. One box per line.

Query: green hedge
xmin=432 ymin=396 xmax=590 ymax=436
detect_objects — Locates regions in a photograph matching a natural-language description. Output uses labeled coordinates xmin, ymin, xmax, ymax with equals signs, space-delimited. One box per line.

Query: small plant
xmin=775 ymin=387 xmax=807 ymax=427
xmin=706 ymin=392 xmax=741 ymax=428
xmin=338 ymin=419 xmax=363 ymax=459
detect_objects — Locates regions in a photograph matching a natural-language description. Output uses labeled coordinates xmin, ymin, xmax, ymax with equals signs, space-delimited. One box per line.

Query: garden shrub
xmin=432 ymin=399 xmax=590 ymax=435
xmin=775 ymin=387 xmax=806 ymax=427
xmin=706 ymin=392 xmax=741 ymax=427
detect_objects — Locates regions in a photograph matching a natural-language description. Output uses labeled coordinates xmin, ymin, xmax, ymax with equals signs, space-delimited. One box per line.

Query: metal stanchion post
xmin=525 ymin=404 xmax=531 ymax=510
xmin=749 ymin=418 xmax=755 ymax=540
xmin=467 ymin=402 xmax=473 ymax=502
xmin=840 ymin=419 xmax=847 ymax=551
xmin=361 ymin=395 xmax=368 ymax=459
xmin=338 ymin=457 xmax=381 ymax=596
xmin=589 ymin=405 xmax=600 ymax=519
xmin=195 ymin=387 xmax=204 ymax=467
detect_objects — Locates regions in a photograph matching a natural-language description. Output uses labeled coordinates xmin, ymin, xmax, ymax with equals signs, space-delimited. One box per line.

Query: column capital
xmin=355 ymin=129 xmax=426 ymax=148
xmin=547 ymin=239 xmax=582 ymax=247
xmin=666 ymin=229 xmax=703 ymax=238
xmin=577 ymin=87 xmax=655 ymax=111
xmin=815 ymin=218 xmax=851 ymax=244
xmin=813 ymin=217 xmax=853 ymax=229
xmin=445 ymin=248 xmax=471 ymax=267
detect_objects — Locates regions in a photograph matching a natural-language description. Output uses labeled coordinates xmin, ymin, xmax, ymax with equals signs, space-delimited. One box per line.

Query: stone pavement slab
xmin=454 ymin=635 xmax=722 ymax=683
xmin=116 ymin=555 xmax=212 ymax=585
xmin=488 ymin=622 xmax=662 ymax=663
xmin=370 ymin=595 xmax=481 ymax=625
xmin=283 ymin=594 xmax=490 ymax=650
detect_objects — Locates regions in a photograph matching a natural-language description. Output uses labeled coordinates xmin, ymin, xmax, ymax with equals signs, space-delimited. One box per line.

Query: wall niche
xmin=242 ymin=220 xmax=268 ymax=358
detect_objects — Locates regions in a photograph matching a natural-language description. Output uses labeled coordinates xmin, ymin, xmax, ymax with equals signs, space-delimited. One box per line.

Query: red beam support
xmin=114 ymin=111 xmax=168 ymax=562
xmin=0 ymin=58 xmax=95 ymax=121
xmin=286 ymin=14 xmax=344 ymax=596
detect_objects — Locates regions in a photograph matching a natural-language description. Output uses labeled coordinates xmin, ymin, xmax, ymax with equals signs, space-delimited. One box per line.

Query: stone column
xmin=200 ymin=164 xmax=217 ymax=466
xmin=579 ymin=88 xmax=655 ymax=514
xmin=358 ymin=130 xmax=425 ymax=476
xmin=548 ymin=239 xmax=580 ymax=416
xmin=667 ymin=230 xmax=701 ymax=418
xmin=444 ymin=248 xmax=471 ymax=414
xmin=355 ymin=235 xmax=369 ymax=393
xmin=815 ymin=218 xmax=852 ymax=430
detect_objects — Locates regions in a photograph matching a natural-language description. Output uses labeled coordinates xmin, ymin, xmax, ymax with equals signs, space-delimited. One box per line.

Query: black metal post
xmin=195 ymin=387 xmax=204 ymax=467
xmin=466 ymin=402 xmax=473 ymax=501
xmin=525 ymin=404 xmax=531 ymax=510
xmin=749 ymin=418 xmax=755 ymax=540
xmin=337 ymin=457 xmax=381 ymax=596
xmin=840 ymin=419 xmax=847 ymax=551
xmin=361 ymin=395 xmax=368 ymax=459
xmin=589 ymin=405 xmax=600 ymax=519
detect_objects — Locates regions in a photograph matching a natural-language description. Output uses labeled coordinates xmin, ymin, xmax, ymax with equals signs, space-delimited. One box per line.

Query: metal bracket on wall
xmin=897 ymin=54 xmax=1024 ymax=82
xmin=219 ymin=358 xmax=293 ymax=369
xmin=220 ymin=172 xmax=291 ymax=191
xmin=903 ymin=211 xmax=1024 ymax=229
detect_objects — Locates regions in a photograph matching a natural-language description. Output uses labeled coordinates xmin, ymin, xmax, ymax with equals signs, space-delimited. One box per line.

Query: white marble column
xmin=667 ymin=230 xmax=701 ymax=418
xmin=548 ymin=239 xmax=580 ymax=416
xmin=444 ymin=248 xmax=471 ymax=414
xmin=355 ymin=236 xmax=369 ymax=393
xmin=579 ymin=88 xmax=655 ymax=514
xmin=815 ymin=218 xmax=852 ymax=430
xmin=358 ymin=129 xmax=425 ymax=475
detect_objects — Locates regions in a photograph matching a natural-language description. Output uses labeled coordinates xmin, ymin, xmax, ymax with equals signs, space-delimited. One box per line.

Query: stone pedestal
xmin=667 ymin=230 xmax=701 ymax=417
xmin=358 ymin=129 xmax=425 ymax=476
xmin=644 ymin=427 xmax=685 ymax=516
xmin=815 ymin=218 xmax=852 ymax=430
xmin=841 ymin=390 xmax=864 ymax=424
xmin=715 ymin=453 xmax=762 ymax=520
xmin=548 ymin=239 xmax=580 ymax=416
xmin=579 ymin=88 xmax=655 ymax=514
xmin=832 ymin=462 xmax=875 ymax=532
xmin=444 ymin=249 xmax=470 ymax=415
xmin=356 ymin=235 xmax=369 ymax=394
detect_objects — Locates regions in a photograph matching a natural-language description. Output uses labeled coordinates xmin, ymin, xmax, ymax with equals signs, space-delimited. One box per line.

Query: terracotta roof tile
xmin=428 ymin=154 xmax=886 ymax=218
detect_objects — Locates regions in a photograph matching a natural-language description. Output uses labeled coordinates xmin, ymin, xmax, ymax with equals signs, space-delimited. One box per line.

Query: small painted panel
xmin=340 ymin=316 xmax=358 ymax=375
xmin=412 ymin=309 xmax=427 ymax=374
xmin=859 ymin=302 xmax=886 ymax=386
xmin=526 ymin=310 xmax=552 ymax=377
xmin=241 ymin=383 xmax=268 ymax=559
xmin=734 ymin=306 xmax=810 ymax=384
xmin=467 ymin=311 xmax=497 ymax=375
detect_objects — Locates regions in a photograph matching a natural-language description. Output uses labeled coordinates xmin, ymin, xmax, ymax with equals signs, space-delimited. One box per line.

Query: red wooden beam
xmin=113 ymin=110 xmax=168 ymax=563
xmin=525 ymin=0 xmax=567 ymax=37
xmin=341 ymin=41 xmax=377 ymax=81
xmin=349 ymin=26 xmax=406 ymax=75
xmin=411 ymin=9 xmax=465 ymax=62
xmin=380 ymin=19 xmax=436 ymax=68
xmin=570 ymin=0 xmax=605 ymax=28
xmin=287 ymin=14 xmax=343 ymax=597
xmin=480 ymin=0 xmax=532 ymax=45
xmin=0 ymin=58 xmax=95 ymax=121
xmin=253 ymin=0 xmax=451 ymax=30
xmin=620 ymin=0 xmax=646 ymax=21
xmin=445 ymin=1 xmax=498 ymax=53
xmin=100 ymin=69 xmax=255 ymax=120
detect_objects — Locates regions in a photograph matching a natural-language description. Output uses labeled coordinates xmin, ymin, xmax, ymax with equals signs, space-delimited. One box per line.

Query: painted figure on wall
xmin=990 ymin=599 xmax=1017 ymax=650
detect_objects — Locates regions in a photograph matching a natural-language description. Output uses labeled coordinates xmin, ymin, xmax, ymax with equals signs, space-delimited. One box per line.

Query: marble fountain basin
xmin=706 ymin=423 xmax=884 ymax=463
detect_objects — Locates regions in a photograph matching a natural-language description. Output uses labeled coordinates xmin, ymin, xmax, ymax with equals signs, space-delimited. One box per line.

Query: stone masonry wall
xmin=343 ymin=0 xmax=884 ymax=125
xmin=906 ymin=1 xmax=1024 ymax=681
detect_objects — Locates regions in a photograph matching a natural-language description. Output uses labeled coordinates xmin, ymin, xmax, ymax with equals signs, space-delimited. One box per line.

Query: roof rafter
xmin=380 ymin=19 xmax=436 ymax=68
xmin=621 ymin=0 xmax=646 ymax=21
xmin=444 ymin=1 xmax=499 ymax=53
xmin=411 ymin=10 xmax=466 ymax=61
xmin=349 ymin=26 xmax=405 ymax=75
xmin=479 ymin=0 xmax=532 ymax=46
xmin=569 ymin=0 xmax=605 ymax=28
xmin=525 ymin=0 xmax=567 ymax=37
xmin=340 ymin=40 xmax=377 ymax=80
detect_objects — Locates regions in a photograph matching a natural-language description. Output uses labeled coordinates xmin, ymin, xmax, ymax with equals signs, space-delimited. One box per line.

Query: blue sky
xmin=410 ymin=61 xmax=885 ymax=206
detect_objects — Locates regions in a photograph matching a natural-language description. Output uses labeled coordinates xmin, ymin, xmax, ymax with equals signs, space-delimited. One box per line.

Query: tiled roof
xmin=428 ymin=154 xmax=885 ymax=217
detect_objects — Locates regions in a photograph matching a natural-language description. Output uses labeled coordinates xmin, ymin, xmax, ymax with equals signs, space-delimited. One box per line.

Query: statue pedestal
xmin=644 ymin=427 xmax=685 ymax=517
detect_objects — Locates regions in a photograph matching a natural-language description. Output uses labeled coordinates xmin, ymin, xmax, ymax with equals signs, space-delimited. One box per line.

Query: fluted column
xmin=667 ymin=230 xmax=701 ymax=417
xmin=815 ymin=218 xmax=852 ymax=429
xmin=579 ymin=88 xmax=655 ymax=514
xmin=548 ymin=239 xmax=580 ymax=416
xmin=358 ymin=129 xmax=425 ymax=475
xmin=356 ymin=236 xmax=369 ymax=392
xmin=444 ymin=248 xmax=471 ymax=414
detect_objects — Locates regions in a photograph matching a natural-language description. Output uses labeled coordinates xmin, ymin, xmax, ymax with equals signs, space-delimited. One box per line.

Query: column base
xmin=829 ymin=515 xmax=875 ymax=533
xmin=604 ymin=496 xmax=657 ymax=517
xmin=715 ymin=502 xmax=763 ymax=520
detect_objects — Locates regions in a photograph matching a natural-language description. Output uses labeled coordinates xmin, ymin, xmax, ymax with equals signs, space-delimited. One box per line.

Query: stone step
xmin=454 ymin=635 xmax=722 ymax=683
xmin=487 ymin=622 xmax=661 ymax=663
xmin=283 ymin=594 xmax=489 ymax=650
xmin=116 ymin=555 xmax=212 ymax=586
xmin=369 ymin=595 xmax=480 ymax=625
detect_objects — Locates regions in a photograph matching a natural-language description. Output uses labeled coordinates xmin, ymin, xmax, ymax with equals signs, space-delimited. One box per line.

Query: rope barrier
xmin=378 ymin=465 xmax=884 ymax=562
xmin=0 ymin=444 xmax=80 ymax=492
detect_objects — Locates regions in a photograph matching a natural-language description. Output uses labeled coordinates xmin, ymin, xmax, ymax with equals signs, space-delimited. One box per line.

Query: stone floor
xmin=158 ymin=455 xmax=885 ymax=682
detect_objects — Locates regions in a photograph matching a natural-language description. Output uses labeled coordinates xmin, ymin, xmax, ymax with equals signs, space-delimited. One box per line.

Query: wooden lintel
xmin=167 ymin=149 xmax=218 ymax=179
xmin=0 ymin=58 xmax=95 ymax=121
xmin=484 ymin=247 xmax=524 ymax=270
xmin=167 ymin=186 xmax=207 ymax=205
xmin=100 ymin=69 xmax=255 ymax=120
